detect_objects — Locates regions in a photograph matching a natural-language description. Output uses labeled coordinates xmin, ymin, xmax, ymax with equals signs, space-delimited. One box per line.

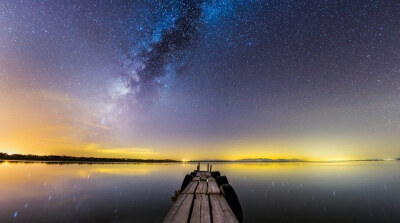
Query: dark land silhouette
xmin=0 ymin=152 xmax=178 ymax=163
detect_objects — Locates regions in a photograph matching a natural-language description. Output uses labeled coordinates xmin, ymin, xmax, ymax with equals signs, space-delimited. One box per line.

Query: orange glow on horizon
xmin=0 ymin=80 xmax=399 ymax=161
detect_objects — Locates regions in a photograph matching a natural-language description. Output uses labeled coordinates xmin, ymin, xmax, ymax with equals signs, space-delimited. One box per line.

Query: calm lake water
xmin=1 ymin=161 xmax=400 ymax=222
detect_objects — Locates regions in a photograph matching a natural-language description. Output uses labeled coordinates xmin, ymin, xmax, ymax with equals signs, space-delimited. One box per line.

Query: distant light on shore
xmin=0 ymin=149 xmax=16 ymax=155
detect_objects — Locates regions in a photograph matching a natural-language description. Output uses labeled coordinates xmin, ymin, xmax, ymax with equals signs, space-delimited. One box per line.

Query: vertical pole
xmin=197 ymin=162 xmax=200 ymax=171
xmin=207 ymin=164 xmax=210 ymax=172
xmin=210 ymin=165 xmax=212 ymax=173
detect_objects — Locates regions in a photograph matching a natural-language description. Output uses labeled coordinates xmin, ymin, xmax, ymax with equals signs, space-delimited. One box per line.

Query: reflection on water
xmin=1 ymin=161 xmax=400 ymax=222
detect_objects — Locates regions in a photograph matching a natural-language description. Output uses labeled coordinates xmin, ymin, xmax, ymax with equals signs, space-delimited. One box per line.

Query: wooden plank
xmin=170 ymin=194 xmax=195 ymax=223
xmin=190 ymin=195 xmax=202 ymax=223
xmin=216 ymin=194 xmax=238 ymax=223
xmin=196 ymin=181 xmax=207 ymax=194
xmin=200 ymin=195 xmax=211 ymax=223
xmin=209 ymin=194 xmax=238 ymax=223
xmin=205 ymin=172 xmax=211 ymax=177
xmin=163 ymin=193 xmax=195 ymax=223
xmin=209 ymin=194 xmax=225 ymax=223
xmin=200 ymin=175 xmax=207 ymax=181
xmin=197 ymin=171 xmax=207 ymax=177
xmin=182 ymin=181 xmax=199 ymax=194
xmin=190 ymin=194 xmax=211 ymax=223
xmin=164 ymin=193 xmax=188 ymax=222
xmin=207 ymin=180 xmax=220 ymax=194
xmin=193 ymin=176 xmax=200 ymax=181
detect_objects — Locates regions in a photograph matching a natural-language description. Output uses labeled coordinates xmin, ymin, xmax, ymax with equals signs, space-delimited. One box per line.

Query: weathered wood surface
xmin=163 ymin=193 xmax=195 ymax=223
xmin=182 ymin=181 xmax=199 ymax=194
xmin=210 ymin=194 xmax=239 ymax=223
xmin=190 ymin=194 xmax=211 ymax=223
xmin=196 ymin=171 xmax=211 ymax=177
xmin=196 ymin=181 xmax=207 ymax=194
xmin=163 ymin=170 xmax=239 ymax=223
xmin=207 ymin=180 xmax=220 ymax=194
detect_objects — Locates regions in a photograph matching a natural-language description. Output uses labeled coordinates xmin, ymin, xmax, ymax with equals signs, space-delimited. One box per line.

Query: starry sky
xmin=0 ymin=0 xmax=399 ymax=160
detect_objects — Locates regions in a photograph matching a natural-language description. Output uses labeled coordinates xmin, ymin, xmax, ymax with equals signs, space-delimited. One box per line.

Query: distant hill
xmin=0 ymin=152 xmax=178 ymax=163
xmin=238 ymin=158 xmax=303 ymax=162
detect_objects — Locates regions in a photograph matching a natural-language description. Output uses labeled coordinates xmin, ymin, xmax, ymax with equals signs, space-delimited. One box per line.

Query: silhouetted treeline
xmin=0 ymin=152 xmax=178 ymax=163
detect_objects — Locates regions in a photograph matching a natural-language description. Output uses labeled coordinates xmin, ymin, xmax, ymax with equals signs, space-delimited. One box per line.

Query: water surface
xmin=1 ymin=161 xmax=399 ymax=222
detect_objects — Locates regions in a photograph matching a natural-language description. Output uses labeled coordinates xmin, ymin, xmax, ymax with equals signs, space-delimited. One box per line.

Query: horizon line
xmin=1 ymin=152 xmax=398 ymax=163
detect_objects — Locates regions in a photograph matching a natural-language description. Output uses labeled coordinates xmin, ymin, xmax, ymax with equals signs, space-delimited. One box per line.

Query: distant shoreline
xmin=0 ymin=152 xmax=178 ymax=163
xmin=1 ymin=152 xmax=398 ymax=164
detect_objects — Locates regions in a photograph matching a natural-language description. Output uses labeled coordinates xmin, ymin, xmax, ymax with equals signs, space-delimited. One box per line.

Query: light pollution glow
xmin=0 ymin=0 xmax=400 ymax=161
xmin=0 ymin=72 xmax=399 ymax=161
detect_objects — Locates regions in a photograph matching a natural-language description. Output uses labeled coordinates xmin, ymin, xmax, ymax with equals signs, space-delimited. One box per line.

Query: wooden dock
xmin=163 ymin=164 xmax=241 ymax=223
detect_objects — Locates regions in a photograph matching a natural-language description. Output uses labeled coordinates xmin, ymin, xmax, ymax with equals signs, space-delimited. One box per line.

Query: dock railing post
xmin=197 ymin=162 xmax=200 ymax=171
xmin=210 ymin=164 xmax=212 ymax=172
xmin=207 ymin=164 xmax=210 ymax=172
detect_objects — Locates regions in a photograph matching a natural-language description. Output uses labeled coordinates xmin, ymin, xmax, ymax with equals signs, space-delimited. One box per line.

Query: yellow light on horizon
xmin=0 ymin=147 xmax=17 ymax=155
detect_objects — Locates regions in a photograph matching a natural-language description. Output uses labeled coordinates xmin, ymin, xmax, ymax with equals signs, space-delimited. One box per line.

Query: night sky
xmin=0 ymin=0 xmax=399 ymax=160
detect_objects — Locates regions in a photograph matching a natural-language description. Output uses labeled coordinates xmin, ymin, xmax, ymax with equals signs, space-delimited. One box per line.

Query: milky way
xmin=0 ymin=0 xmax=400 ymax=159
xmin=122 ymin=0 xmax=209 ymax=100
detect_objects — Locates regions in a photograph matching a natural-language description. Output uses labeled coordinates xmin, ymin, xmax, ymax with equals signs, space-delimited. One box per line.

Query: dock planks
xmin=210 ymin=195 xmax=238 ymax=223
xmin=163 ymin=171 xmax=239 ymax=223
xmin=196 ymin=181 xmax=207 ymax=194
xmin=190 ymin=194 xmax=211 ymax=223
xmin=207 ymin=180 xmax=220 ymax=194
xmin=182 ymin=181 xmax=199 ymax=194
xmin=163 ymin=193 xmax=195 ymax=223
